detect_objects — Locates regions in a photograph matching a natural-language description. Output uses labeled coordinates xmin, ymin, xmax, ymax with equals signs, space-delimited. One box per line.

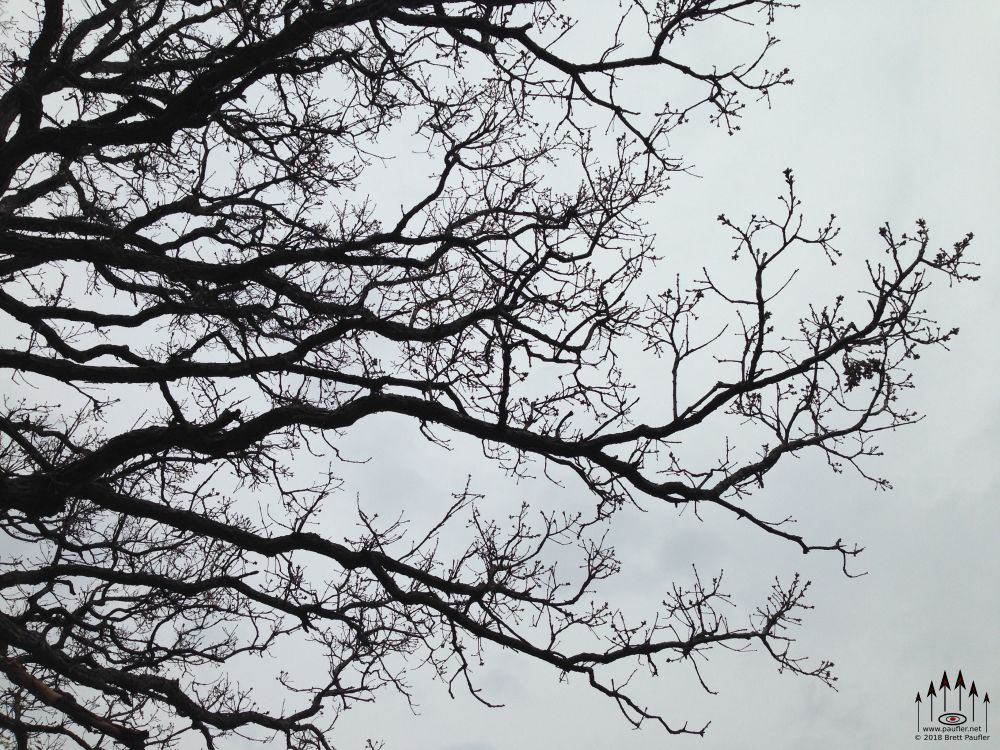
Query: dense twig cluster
xmin=0 ymin=1 xmax=975 ymax=748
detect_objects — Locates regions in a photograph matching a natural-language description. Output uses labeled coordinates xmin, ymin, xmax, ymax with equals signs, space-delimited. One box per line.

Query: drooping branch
xmin=0 ymin=1 xmax=975 ymax=748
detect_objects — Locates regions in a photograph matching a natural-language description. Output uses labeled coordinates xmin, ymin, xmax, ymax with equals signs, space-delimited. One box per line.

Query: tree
xmin=0 ymin=1 xmax=978 ymax=748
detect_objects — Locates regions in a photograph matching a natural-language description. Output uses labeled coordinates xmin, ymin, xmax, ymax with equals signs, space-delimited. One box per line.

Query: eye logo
xmin=913 ymin=668 xmax=991 ymax=738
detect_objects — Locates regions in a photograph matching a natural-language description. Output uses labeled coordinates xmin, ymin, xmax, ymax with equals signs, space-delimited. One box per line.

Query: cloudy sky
xmin=326 ymin=2 xmax=1000 ymax=748
xmin=3 ymin=2 xmax=994 ymax=749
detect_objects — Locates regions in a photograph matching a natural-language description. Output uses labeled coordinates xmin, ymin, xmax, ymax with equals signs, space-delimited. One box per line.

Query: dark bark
xmin=0 ymin=1 xmax=976 ymax=748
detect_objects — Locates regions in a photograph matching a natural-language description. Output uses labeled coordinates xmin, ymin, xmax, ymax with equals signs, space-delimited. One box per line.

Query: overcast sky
xmin=3 ymin=2 xmax=995 ymax=749
xmin=325 ymin=2 xmax=1000 ymax=748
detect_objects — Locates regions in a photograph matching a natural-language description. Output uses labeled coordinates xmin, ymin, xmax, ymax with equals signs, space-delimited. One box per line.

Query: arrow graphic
xmin=955 ymin=670 xmax=966 ymax=711
xmin=916 ymin=692 xmax=923 ymax=731
xmin=969 ymin=681 xmax=979 ymax=722
xmin=928 ymin=681 xmax=938 ymax=722
xmin=941 ymin=671 xmax=951 ymax=712
xmin=984 ymin=692 xmax=990 ymax=733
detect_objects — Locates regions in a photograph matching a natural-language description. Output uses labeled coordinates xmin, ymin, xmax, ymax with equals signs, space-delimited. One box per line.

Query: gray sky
xmin=2 ymin=2 xmax=995 ymax=749
xmin=325 ymin=2 xmax=1000 ymax=748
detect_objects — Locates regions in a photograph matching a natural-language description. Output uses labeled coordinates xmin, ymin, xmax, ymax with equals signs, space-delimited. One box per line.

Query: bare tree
xmin=0 ymin=1 xmax=977 ymax=748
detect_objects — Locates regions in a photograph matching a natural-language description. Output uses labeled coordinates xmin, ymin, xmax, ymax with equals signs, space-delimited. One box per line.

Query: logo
xmin=913 ymin=670 xmax=991 ymax=742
